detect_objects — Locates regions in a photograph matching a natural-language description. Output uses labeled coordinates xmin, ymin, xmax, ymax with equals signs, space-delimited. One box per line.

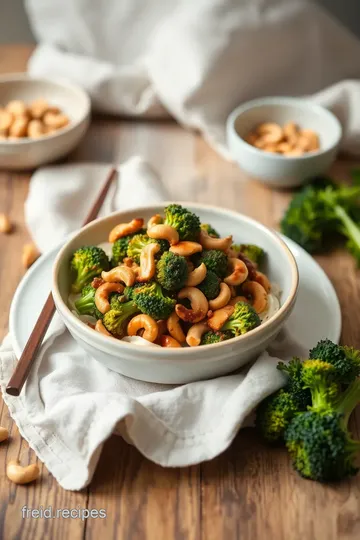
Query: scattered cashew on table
xmin=0 ymin=426 xmax=40 ymax=485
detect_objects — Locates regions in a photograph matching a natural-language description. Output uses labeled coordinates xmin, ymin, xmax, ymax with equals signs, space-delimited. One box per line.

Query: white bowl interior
xmin=233 ymin=99 xmax=341 ymax=153
xmin=56 ymin=204 xmax=296 ymax=329
xmin=0 ymin=76 xmax=89 ymax=129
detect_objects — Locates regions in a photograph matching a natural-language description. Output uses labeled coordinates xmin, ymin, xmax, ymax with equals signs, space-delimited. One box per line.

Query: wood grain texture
xmin=0 ymin=45 xmax=360 ymax=540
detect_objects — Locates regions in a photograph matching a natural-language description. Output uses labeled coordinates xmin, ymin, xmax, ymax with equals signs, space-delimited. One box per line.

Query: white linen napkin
xmin=25 ymin=0 xmax=360 ymax=157
xmin=0 ymin=159 xmax=300 ymax=491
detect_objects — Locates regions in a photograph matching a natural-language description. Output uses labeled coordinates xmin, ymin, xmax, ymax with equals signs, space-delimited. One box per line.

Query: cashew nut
xmin=22 ymin=243 xmax=40 ymax=269
xmin=147 ymin=214 xmax=163 ymax=229
xmin=102 ymin=266 xmax=136 ymax=287
xmin=199 ymin=230 xmax=233 ymax=251
xmin=207 ymin=305 xmax=234 ymax=331
xmin=109 ymin=218 xmax=144 ymax=243
xmin=299 ymin=129 xmax=319 ymax=151
xmin=0 ymin=109 xmax=13 ymax=131
xmin=186 ymin=322 xmax=209 ymax=347
xmin=167 ymin=312 xmax=186 ymax=343
xmin=95 ymin=282 xmax=124 ymax=314
xmin=175 ymin=287 xmax=209 ymax=323
xmin=185 ymin=263 xmax=207 ymax=287
xmin=170 ymin=241 xmax=202 ymax=257
xmin=137 ymin=242 xmax=160 ymax=281
xmin=127 ymin=314 xmax=159 ymax=342
xmin=27 ymin=119 xmax=45 ymax=138
xmin=6 ymin=100 xmax=27 ymax=116
xmin=254 ymin=271 xmax=271 ymax=293
xmin=241 ymin=281 xmax=268 ymax=313
xmin=160 ymin=335 xmax=182 ymax=348
xmin=156 ymin=320 xmax=168 ymax=339
xmin=6 ymin=460 xmax=40 ymax=485
xmin=0 ymin=213 xmax=12 ymax=234
xmin=224 ymin=258 xmax=248 ymax=286
xmin=147 ymin=224 xmax=179 ymax=245
xmin=257 ymin=122 xmax=283 ymax=144
xmin=283 ymin=122 xmax=298 ymax=146
xmin=209 ymin=282 xmax=232 ymax=310
xmin=0 ymin=427 xmax=9 ymax=442
xmin=95 ymin=320 xmax=113 ymax=336
xmin=229 ymin=296 xmax=249 ymax=306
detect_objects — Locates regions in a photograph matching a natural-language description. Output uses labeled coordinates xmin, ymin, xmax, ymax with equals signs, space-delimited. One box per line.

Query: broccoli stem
xmin=334 ymin=205 xmax=360 ymax=256
xmin=336 ymin=378 xmax=360 ymax=426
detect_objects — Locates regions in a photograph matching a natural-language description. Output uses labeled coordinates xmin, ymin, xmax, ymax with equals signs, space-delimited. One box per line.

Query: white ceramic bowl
xmin=226 ymin=97 xmax=342 ymax=188
xmin=52 ymin=203 xmax=299 ymax=384
xmin=0 ymin=74 xmax=91 ymax=170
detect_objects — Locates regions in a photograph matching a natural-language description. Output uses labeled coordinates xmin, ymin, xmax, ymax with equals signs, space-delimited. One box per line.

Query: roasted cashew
xmin=137 ymin=243 xmax=160 ymax=281
xmin=209 ymin=282 xmax=231 ymax=311
xmin=207 ymin=305 xmax=234 ymax=331
xmin=102 ymin=266 xmax=136 ymax=287
xmin=95 ymin=282 xmax=124 ymax=314
xmin=167 ymin=312 xmax=186 ymax=343
xmin=187 ymin=260 xmax=194 ymax=273
xmin=229 ymin=295 xmax=249 ymax=306
xmin=160 ymin=335 xmax=182 ymax=348
xmin=283 ymin=122 xmax=298 ymax=146
xmin=175 ymin=287 xmax=209 ymax=323
xmin=109 ymin=218 xmax=144 ymax=243
xmin=127 ymin=314 xmax=158 ymax=342
xmin=186 ymin=322 xmax=209 ymax=347
xmin=299 ymin=129 xmax=319 ymax=151
xmin=241 ymin=281 xmax=268 ymax=313
xmin=6 ymin=461 xmax=40 ymax=485
xmin=147 ymin=224 xmax=179 ymax=245
xmin=224 ymin=258 xmax=248 ymax=286
xmin=0 ymin=427 xmax=9 ymax=442
xmin=254 ymin=271 xmax=271 ymax=293
xmin=185 ymin=263 xmax=207 ymax=287
xmin=199 ymin=230 xmax=233 ymax=251
xmin=147 ymin=214 xmax=163 ymax=229
xmin=170 ymin=241 xmax=202 ymax=257
xmin=257 ymin=122 xmax=283 ymax=144
xmin=95 ymin=320 xmax=113 ymax=336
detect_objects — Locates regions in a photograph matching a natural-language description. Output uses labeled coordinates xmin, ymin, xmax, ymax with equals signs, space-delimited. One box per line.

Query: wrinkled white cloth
xmin=25 ymin=0 xmax=360 ymax=156
xmin=0 ymin=159 xmax=300 ymax=491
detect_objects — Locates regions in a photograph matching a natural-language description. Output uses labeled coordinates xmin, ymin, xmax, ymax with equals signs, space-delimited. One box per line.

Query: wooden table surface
xmin=0 ymin=45 xmax=360 ymax=540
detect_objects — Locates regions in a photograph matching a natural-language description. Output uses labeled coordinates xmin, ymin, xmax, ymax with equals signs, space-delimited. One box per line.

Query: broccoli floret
xmin=109 ymin=294 xmax=129 ymax=311
xmin=164 ymin=204 xmax=201 ymax=241
xmin=309 ymin=339 xmax=360 ymax=384
xmin=200 ymin=330 xmax=232 ymax=345
xmin=156 ymin=251 xmax=188 ymax=291
xmin=195 ymin=249 xmax=228 ymax=278
xmin=200 ymin=223 xmax=220 ymax=238
xmin=197 ymin=270 xmax=220 ymax=300
xmin=70 ymin=246 xmax=109 ymax=293
xmin=238 ymin=244 xmax=265 ymax=266
xmin=102 ymin=301 xmax=140 ymax=338
xmin=127 ymin=233 xmax=169 ymax=264
xmin=256 ymin=389 xmax=301 ymax=444
xmin=132 ymin=281 xmax=175 ymax=320
xmin=277 ymin=357 xmax=312 ymax=411
xmin=301 ymin=359 xmax=340 ymax=411
xmin=74 ymin=284 xmax=103 ymax=319
xmin=280 ymin=184 xmax=360 ymax=261
xmin=221 ymin=301 xmax=261 ymax=336
xmin=111 ymin=237 xmax=131 ymax=267
xmin=285 ymin=371 xmax=360 ymax=482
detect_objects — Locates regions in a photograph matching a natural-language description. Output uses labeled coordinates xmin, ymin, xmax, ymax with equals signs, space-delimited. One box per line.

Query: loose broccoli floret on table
xmin=195 ymin=249 xmax=228 ymax=278
xmin=221 ymin=301 xmax=261 ymax=337
xmin=74 ymin=283 xmax=103 ymax=319
xmin=309 ymin=339 xmax=360 ymax=385
xmin=200 ymin=223 xmax=220 ymax=238
xmin=200 ymin=330 xmax=232 ymax=345
xmin=102 ymin=301 xmax=140 ymax=338
xmin=132 ymin=281 xmax=175 ymax=320
xmin=301 ymin=359 xmax=340 ymax=411
xmin=280 ymin=183 xmax=360 ymax=263
xmin=256 ymin=389 xmax=302 ymax=444
xmin=197 ymin=270 xmax=220 ymax=300
xmin=127 ymin=233 xmax=169 ymax=264
xmin=70 ymin=246 xmax=109 ymax=293
xmin=156 ymin=251 xmax=188 ymax=291
xmin=277 ymin=357 xmax=312 ymax=411
xmin=164 ymin=203 xmax=201 ymax=241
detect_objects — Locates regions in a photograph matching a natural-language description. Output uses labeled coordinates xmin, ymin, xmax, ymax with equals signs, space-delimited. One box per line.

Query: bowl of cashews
xmin=227 ymin=97 xmax=342 ymax=188
xmin=52 ymin=203 xmax=299 ymax=384
xmin=0 ymin=73 xmax=90 ymax=170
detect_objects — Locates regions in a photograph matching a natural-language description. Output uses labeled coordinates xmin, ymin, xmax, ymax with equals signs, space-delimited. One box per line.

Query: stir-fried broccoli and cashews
xmin=69 ymin=204 xmax=280 ymax=347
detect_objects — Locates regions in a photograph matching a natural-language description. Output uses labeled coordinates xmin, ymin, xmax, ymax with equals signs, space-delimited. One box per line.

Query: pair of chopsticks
xmin=6 ymin=167 xmax=118 ymax=397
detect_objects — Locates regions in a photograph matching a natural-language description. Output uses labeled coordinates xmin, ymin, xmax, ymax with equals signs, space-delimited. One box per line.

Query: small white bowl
xmin=52 ymin=203 xmax=299 ymax=384
xmin=226 ymin=97 xmax=342 ymax=189
xmin=0 ymin=74 xmax=91 ymax=170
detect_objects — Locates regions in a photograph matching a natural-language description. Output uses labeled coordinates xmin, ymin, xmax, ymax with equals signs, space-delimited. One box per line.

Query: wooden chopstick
xmin=6 ymin=166 xmax=118 ymax=396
